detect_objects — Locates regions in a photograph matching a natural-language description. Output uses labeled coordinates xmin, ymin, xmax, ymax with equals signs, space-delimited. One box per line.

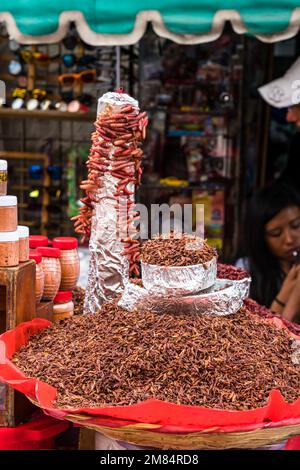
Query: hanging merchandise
xmin=72 ymin=90 xmax=147 ymax=311
xmin=193 ymin=189 xmax=225 ymax=252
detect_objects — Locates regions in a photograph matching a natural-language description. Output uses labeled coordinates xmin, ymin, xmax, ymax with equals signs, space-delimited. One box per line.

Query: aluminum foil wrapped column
xmin=72 ymin=91 xmax=148 ymax=313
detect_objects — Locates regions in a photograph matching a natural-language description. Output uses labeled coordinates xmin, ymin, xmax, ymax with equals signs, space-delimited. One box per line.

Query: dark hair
xmin=244 ymin=183 xmax=300 ymax=307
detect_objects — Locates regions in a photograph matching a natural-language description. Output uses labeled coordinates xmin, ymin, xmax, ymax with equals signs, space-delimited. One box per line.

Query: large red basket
xmin=0 ymin=315 xmax=300 ymax=449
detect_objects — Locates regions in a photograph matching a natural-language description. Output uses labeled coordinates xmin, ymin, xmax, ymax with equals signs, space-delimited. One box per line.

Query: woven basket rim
xmin=28 ymin=397 xmax=300 ymax=449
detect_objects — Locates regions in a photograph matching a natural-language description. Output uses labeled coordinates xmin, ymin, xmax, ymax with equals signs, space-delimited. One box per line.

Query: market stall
xmin=1 ymin=1 xmax=300 ymax=45
xmin=0 ymin=0 xmax=300 ymax=451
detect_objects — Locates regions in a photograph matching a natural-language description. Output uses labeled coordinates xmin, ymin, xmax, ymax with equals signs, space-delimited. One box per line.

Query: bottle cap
xmin=54 ymin=291 xmax=73 ymax=303
xmin=52 ymin=237 xmax=78 ymax=250
xmin=29 ymin=235 xmax=49 ymax=249
xmin=29 ymin=250 xmax=42 ymax=264
xmin=0 ymin=195 xmax=17 ymax=206
xmin=17 ymin=225 xmax=29 ymax=238
xmin=37 ymin=247 xmax=60 ymax=258
xmin=0 ymin=230 xmax=19 ymax=242
xmin=0 ymin=160 xmax=7 ymax=171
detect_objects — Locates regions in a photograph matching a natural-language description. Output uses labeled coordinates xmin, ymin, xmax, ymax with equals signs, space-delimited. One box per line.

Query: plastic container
xmin=53 ymin=290 xmax=74 ymax=322
xmin=52 ymin=237 xmax=80 ymax=291
xmin=37 ymin=247 xmax=61 ymax=301
xmin=0 ymin=231 xmax=19 ymax=267
xmin=29 ymin=235 xmax=49 ymax=249
xmin=0 ymin=195 xmax=17 ymax=232
xmin=0 ymin=415 xmax=69 ymax=450
xmin=29 ymin=250 xmax=45 ymax=303
xmin=0 ymin=159 xmax=8 ymax=196
xmin=17 ymin=225 xmax=29 ymax=262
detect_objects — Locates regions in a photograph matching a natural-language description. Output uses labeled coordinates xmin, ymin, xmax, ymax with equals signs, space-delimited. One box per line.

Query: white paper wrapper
xmin=84 ymin=92 xmax=139 ymax=313
xmin=141 ymin=257 xmax=217 ymax=296
xmin=118 ymin=276 xmax=251 ymax=316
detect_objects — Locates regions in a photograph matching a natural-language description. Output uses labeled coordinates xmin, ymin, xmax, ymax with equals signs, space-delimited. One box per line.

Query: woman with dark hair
xmin=239 ymin=183 xmax=300 ymax=322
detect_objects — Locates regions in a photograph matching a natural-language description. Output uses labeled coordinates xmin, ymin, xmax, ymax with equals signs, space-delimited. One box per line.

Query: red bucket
xmin=0 ymin=415 xmax=69 ymax=450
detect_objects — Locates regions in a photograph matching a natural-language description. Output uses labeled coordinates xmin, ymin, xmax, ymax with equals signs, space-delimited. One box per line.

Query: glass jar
xmin=29 ymin=250 xmax=44 ymax=303
xmin=52 ymin=237 xmax=80 ymax=291
xmin=29 ymin=235 xmax=49 ymax=249
xmin=53 ymin=291 xmax=74 ymax=322
xmin=0 ymin=196 xmax=18 ymax=232
xmin=17 ymin=225 xmax=29 ymax=262
xmin=37 ymin=247 xmax=61 ymax=301
xmin=0 ymin=231 xmax=19 ymax=267
xmin=0 ymin=160 xmax=8 ymax=196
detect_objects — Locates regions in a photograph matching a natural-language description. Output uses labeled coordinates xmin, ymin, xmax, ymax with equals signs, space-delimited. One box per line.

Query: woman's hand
xmin=279 ymin=264 xmax=300 ymax=302
xmin=270 ymin=264 xmax=300 ymax=317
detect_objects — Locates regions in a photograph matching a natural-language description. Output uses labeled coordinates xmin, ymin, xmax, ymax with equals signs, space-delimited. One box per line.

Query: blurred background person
xmin=258 ymin=58 xmax=300 ymax=192
xmin=237 ymin=183 xmax=300 ymax=322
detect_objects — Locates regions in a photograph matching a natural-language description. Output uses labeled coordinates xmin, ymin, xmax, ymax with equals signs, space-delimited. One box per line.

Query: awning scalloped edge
xmin=1 ymin=9 xmax=300 ymax=45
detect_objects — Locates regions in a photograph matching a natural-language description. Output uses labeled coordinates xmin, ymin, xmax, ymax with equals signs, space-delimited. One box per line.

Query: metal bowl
xmin=141 ymin=257 xmax=217 ymax=296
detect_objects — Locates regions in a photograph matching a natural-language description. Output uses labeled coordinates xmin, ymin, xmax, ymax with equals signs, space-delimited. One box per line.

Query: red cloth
xmin=0 ymin=317 xmax=300 ymax=433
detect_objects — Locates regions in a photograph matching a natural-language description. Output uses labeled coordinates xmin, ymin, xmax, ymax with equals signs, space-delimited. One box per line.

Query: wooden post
xmin=0 ymin=260 xmax=36 ymax=426
xmin=27 ymin=46 xmax=37 ymax=92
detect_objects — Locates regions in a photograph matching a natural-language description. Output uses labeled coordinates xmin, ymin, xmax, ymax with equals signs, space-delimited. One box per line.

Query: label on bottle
xmin=0 ymin=171 xmax=7 ymax=182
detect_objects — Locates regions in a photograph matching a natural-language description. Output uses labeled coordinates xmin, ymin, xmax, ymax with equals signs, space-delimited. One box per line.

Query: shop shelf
xmin=0 ymin=108 xmax=95 ymax=121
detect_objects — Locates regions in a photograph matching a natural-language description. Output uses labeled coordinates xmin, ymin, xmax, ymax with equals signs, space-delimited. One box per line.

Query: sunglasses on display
xmin=58 ymin=70 xmax=96 ymax=86
xmin=28 ymin=165 xmax=63 ymax=181
xmin=62 ymin=53 xmax=96 ymax=68
xmin=17 ymin=75 xmax=28 ymax=87
xmin=48 ymin=187 xmax=63 ymax=198
xmin=11 ymin=88 xmax=49 ymax=111
xmin=28 ymin=165 xmax=44 ymax=180
xmin=47 ymin=165 xmax=63 ymax=180
xmin=9 ymin=39 xmax=20 ymax=52
xmin=67 ymin=100 xmax=88 ymax=113
xmin=8 ymin=59 xmax=23 ymax=76
xmin=20 ymin=50 xmax=51 ymax=65
xmin=12 ymin=87 xmax=27 ymax=99
xmin=12 ymin=88 xmax=46 ymax=100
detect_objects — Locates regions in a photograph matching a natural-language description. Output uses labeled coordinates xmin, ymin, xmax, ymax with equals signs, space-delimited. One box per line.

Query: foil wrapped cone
xmin=118 ymin=276 xmax=251 ymax=316
xmin=84 ymin=92 xmax=138 ymax=313
xmin=141 ymin=257 xmax=217 ymax=296
xmin=84 ymin=185 xmax=130 ymax=313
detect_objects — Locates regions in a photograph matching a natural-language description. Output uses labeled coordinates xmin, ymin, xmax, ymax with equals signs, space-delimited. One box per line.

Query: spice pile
xmin=245 ymin=298 xmax=300 ymax=336
xmin=141 ymin=234 xmax=216 ymax=266
xmin=217 ymin=263 xmax=249 ymax=280
xmin=13 ymin=303 xmax=300 ymax=410
xmin=73 ymin=286 xmax=85 ymax=316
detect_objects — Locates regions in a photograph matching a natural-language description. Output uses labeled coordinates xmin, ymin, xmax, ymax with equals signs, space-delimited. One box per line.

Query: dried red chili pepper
xmin=73 ymin=93 xmax=147 ymax=276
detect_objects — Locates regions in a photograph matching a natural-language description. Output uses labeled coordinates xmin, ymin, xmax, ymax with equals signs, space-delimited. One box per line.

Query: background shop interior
xmin=0 ymin=22 xmax=298 ymax=262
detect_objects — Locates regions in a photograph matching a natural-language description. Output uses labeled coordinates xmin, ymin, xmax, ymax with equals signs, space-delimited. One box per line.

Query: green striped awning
xmin=1 ymin=1 xmax=300 ymax=45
